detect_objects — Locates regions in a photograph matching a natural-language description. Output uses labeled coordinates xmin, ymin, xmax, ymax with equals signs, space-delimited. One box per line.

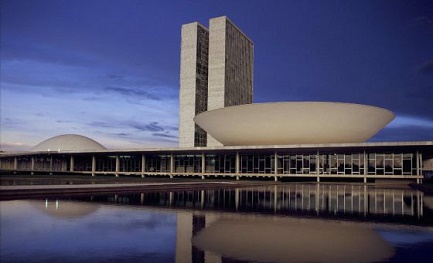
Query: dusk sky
xmin=1 ymin=0 xmax=432 ymax=151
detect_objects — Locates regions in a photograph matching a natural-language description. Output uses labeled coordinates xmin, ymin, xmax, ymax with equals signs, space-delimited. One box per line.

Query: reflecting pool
xmin=1 ymin=184 xmax=433 ymax=263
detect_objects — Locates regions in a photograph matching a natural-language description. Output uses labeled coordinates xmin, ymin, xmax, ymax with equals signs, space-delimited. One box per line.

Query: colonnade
xmin=0 ymin=150 xmax=426 ymax=183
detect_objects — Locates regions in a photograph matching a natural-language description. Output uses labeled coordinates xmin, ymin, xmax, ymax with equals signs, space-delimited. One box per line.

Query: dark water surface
xmin=1 ymin=184 xmax=433 ymax=263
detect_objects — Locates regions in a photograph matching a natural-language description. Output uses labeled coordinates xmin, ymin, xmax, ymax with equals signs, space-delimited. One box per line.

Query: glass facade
xmin=146 ymin=154 xmax=170 ymax=173
xmin=205 ymin=154 xmax=236 ymax=173
xmin=73 ymin=156 xmax=92 ymax=172
xmin=174 ymin=155 xmax=202 ymax=173
xmin=194 ymin=25 xmax=209 ymax=147
xmin=0 ymin=149 xmax=428 ymax=181
xmin=95 ymin=155 xmax=116 ymax=172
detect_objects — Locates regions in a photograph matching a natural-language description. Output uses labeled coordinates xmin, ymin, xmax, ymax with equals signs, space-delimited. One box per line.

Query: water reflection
xmin=0 ymin=200 xmax=176 ymax=263
xmin=1 ymin=184 xmax=433 ymax=263
xmin=192 ymin=215 xmax=394 ymax=263
xmin=94 ymin=184 xmax=428 ymax=225
xmin=31 ymin=199 xmax=100 ymax=218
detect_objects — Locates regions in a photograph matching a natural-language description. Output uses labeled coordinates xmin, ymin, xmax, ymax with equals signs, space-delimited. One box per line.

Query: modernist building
xmin=0 ymin=16 xmax=432 ymax=183
xmin=179 ymin=16 xmax=253 ymax=147
xmin=0 ymin=133 xmax=432 ymax=183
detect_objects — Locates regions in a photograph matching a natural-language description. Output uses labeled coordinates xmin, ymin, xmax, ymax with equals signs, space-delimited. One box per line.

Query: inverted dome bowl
xmin=194 ymin=102 xmax=395 ymax=146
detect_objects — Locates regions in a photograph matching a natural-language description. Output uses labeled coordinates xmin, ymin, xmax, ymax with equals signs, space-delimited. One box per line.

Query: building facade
xmin=1 ymin=142 xmax=432 ymax=184
xmin=179 ymin=22 xmax=209 ymax=148
xmin=179 ymin=16 xmax=254 ymax=147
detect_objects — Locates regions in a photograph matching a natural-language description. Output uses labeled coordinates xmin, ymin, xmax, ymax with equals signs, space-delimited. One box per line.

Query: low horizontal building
xmin=1 ymin=134 xmax=432 ymax=184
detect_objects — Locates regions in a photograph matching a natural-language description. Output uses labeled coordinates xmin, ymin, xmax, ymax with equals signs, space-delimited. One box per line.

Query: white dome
xmin=194 ymin=102 xmax=395 ymax=146
xmin=32 ymin=134 xmax=106 ymax=152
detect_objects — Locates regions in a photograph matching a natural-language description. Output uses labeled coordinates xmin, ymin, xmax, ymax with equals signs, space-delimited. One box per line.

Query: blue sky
xmin=1 ymin=0 xmax=432 ymax=151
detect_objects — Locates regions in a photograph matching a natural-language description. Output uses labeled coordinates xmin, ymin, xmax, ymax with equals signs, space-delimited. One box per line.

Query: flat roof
xmin=2 ymin=141 xmax=432 ymax=157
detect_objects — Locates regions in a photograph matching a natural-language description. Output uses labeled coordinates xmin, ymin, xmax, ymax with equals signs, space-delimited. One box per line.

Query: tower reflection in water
xmin=93 ymin=184 xmax=428 ymax=263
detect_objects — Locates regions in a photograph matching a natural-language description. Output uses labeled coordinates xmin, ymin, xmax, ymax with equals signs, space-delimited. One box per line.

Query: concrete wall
xmin=207 ymin=16 xmax=254 ymax=147
xmin=179 ymin=23 xmax=209 ymax=147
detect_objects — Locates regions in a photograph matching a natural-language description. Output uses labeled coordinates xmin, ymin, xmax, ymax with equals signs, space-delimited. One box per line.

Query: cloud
xmin=1 ymin=117 xmax=22 ymax=128
xmin=88 ymin=121 xmax=119 ymax=129
xmin=369 ymin=114 xmax=433 ymax=142
xmin=115 ymin=133 xmax=130 ymax=137
xmin=163 ymin=126 xmax=179 ymax=131
xmin=152 ymin=133 xmax=177 ymax=139
xmin=388 ymin=115 xmax=433 ymax=128
xmin=1 ymin=40 xmax=98 ymax=68
xmin=129 ymin=122 xmax=164 ymax=132
xmin=0 ymin=141 xmax=34 ymax=152
xmin=105 ymin=86 xmax=160 ymax=100
xmin=106 ymin=74 xmax=125 ymax=80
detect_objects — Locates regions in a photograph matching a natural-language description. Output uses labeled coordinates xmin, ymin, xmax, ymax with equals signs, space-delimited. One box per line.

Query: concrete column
xmin=416 ymin=151 xmax=420 ymax=176
xmin=363 ymin=151 xmax=367 ymax=183
xmin=141 ymin=154 xmax=146 ymax=178
xmin=69 ymin=156 xmax=74 ymax=172
xmin=274 ymin=151 xmax=278 ymax=181
xmin=316 ymin=151 xmax=320 ymax=174
xmin=170 ymin=154 xmax=174 ymax=174
xmin=363 ymin=151 xmax=368 ymax=175
xmin=115 ymin=156 xmax=120 ymax=177
xmin=417 ymin=150 xmax=422 ymax=183
xmin=31 ymin=157 xmax=35 ymax=174
xmin=201 ymin=153 xmax=206 ymax=173
xmin=419 ymin=152 xmax=423 ymax=176
xmin=235 ymin=152 xmax=240 ymax=174
xmin=91 ymin=156 xmax=96 ymax=176
xmin=201 ymin=153 xmax=206 ymax=179
xmin=49 ymin=157 xmax=53 ymax=171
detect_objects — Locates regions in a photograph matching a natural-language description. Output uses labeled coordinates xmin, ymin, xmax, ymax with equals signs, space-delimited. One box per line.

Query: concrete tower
xmin=179 ymin=22 xmax=209 ymax=147
xmin=207 ymin=16 xmax=254 ymax=146
xmin=179 ymin=16 xmax=254 ymax=147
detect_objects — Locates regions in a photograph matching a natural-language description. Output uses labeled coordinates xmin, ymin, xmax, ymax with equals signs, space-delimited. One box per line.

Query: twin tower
xmin=179 ymin=16 xmax=254 ymax=147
